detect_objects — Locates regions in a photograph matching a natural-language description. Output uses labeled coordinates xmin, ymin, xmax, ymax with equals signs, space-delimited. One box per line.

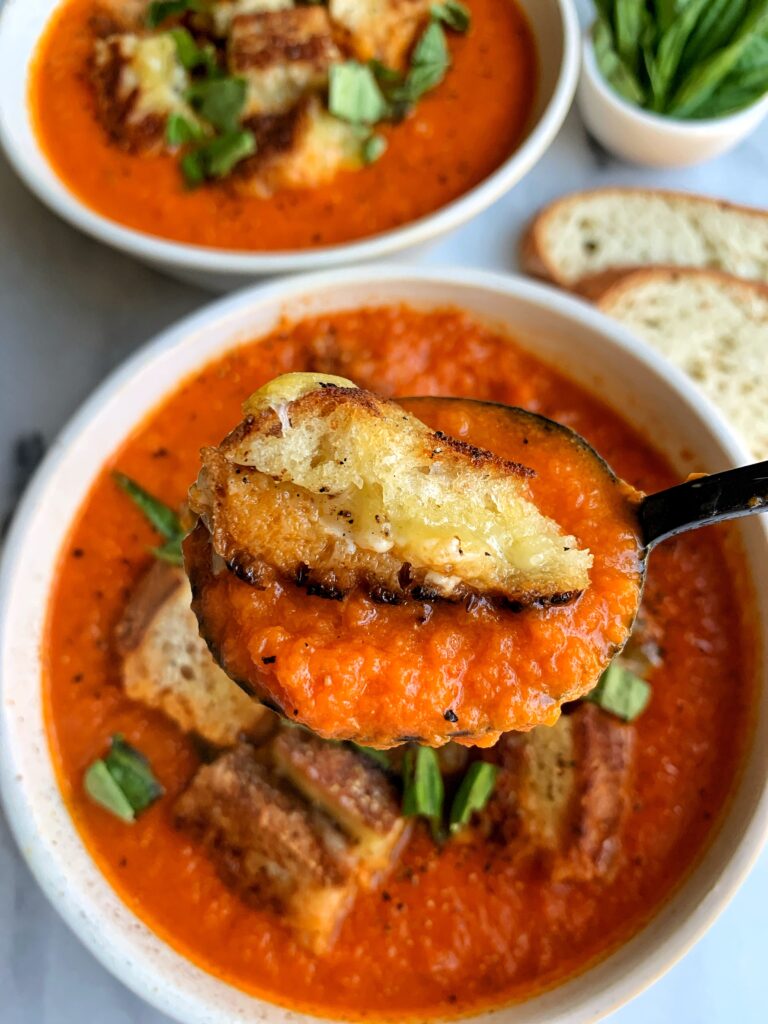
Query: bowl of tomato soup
xmin=0 ymin=0 xmax=578 ymax=289
xmin=1 ymin=267 xmax=767 ymax=1024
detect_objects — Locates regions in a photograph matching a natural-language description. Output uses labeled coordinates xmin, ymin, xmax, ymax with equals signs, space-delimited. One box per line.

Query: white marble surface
xmin=2 ymin=1 xmax=768 ymax=1019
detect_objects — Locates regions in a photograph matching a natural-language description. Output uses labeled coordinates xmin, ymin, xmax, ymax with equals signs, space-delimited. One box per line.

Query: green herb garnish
xmin=449 ymin=761 xmax=497 ymax=833
xmin=329 ymin=62 xmax=390 ymax=124
xmin=146 ymin=0 xmax=201 ymax=30
xmin=84 ymin=735 xmax=164 ymax=822
xmin=169 ymin=27 xmax=219 ymax=75
xmin=113 ymin=471 xmax=185 ymax=565
xmin=362 ymin=133 xmax=388 ymax=164
xmin=431 ymin=0 xmax=471 ymax=33
xmin=404 ymin=20 xmax=451 ymax=100
xmin=592 ymin=0 xmax=768 ymax=118
xmin=402 ymin=746 xmax=444 ymax=838
xmin=181 ymin=129 xmax=256 ymax=185
xmin=186 ymin=77 xmax=248 ymax=133
xmin=166 ymin=111 xmax=205 ymax=146
xmin=589 ymin=661 xmax=651 ymax=722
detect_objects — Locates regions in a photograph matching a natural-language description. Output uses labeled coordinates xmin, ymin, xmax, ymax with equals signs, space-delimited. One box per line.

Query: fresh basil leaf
xmin=84 ymin=736 xmax=163 ymax=822
xmin=166 ymin=111 xmax=205 ymax=146
xmin=350 ymin=742 xmax=391 ymax=768
xmin=407 ymin=20 xmax=450 ymax=97
xmin=430 ymin=0 xmax=471 ymax=33
xmin=84 ymin=759 xmax=136 ymax=822
xmin=652 ymin=0 xmax=712 ymax=106
xmin=169 ymin=27 xmax=219 ymax=75
xmin=678 ymin=0 xmax=748 ymax=72
xmin=152 ymin=536 xmax=185 ymax=566
xmin=146 ymin=0 xmax=200 ymax=29
xmin=614 ymin=0 xmax=647 ymax=74
xmin=668 ymin=1 xmax=768 ymax=116
xmin=362 ymin=133 xmax=387 ymax=164
xmin=187 ymin=77 xmax=247 ymax=133
xmin=589 ymin=661 xmax=651 ymax=721
xmin=113 ymin=472 xmax=182 ymax=541
xmin=329 ymin=62 xmax=390 ymax=124
xmin=181 ymin=148 xmax=206 ymax=187
xmin=206 ymin=129 xmax=256 ymax=175
xmin=104 ymin=735 xmax=164 ymax=813
xmin=402 ymin=746 xmax=444 ymax=834
xmin=449 ymin=761 xmax=497 ymax=833
xmin=593 ymin=16 xmax=646 ymax=105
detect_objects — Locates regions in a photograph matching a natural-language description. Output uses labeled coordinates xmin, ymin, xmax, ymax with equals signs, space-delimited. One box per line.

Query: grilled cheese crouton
xmin=272 ymin=729 xmax=407 ymax=878
xmin=115 ymin=562 xmax=271 ymax=746
xmin=238 ymin=97 xmax=365 ymax=196
xmin=484 ymin=704 xmax=635 ymax=882
xmin=189 ymin=373 xmax=593 ymax=606
xmin=229 ymin=8 xmax=341 ymax=117
xmin=175 ymin=745 xmax=355 ymax=952
xmin=330 ymin=0 xmax=431 ymax=70
xmin=208 ymin=0 xmax=294 ymax=37
xmin=92 ymin=32 xmax=196 ymax=151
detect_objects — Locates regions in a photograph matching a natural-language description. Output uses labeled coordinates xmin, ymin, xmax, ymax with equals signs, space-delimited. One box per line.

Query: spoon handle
xmin=639 ymin=461 xmax=768 ymax=549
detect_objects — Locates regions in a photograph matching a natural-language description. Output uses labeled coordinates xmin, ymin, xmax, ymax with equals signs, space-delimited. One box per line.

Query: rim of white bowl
xmin=1 ymin=267 xmax=768 ymax=1024
xmin=0 ymin=0 xmax=579 ymax=276
xmin=582 ymin=23 xmax=768 ymax=134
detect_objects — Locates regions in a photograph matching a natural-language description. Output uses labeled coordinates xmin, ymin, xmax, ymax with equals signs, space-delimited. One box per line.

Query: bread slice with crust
xmin=595 ymin=268 xmax=768 ymax=461
xmin=188 ymin=372 xmax=593 ymax=606
xmin=521 ymin=189 xmax=768 ymax=293
xmin=115 ymin=561 xmax=271 ymax=746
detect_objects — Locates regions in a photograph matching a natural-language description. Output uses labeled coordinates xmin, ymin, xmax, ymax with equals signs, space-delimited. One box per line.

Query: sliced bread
xmin=521 ymin=189 xmax=768 ymax=293
xmin=595 ymin=268 xmax=768 ymax=460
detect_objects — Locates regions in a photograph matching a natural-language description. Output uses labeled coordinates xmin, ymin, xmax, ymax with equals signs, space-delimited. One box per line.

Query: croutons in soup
xmin=31 ymin=0 xmax=536 ymax=249
xmin=44 ymin=305 xmax=754 ymax=1020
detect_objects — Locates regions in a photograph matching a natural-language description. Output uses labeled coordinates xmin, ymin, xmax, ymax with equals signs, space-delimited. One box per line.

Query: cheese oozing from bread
xmin=189 ymin=373 xmax=592 ymax=605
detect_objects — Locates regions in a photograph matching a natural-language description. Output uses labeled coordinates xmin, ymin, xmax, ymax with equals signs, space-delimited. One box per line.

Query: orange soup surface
xmin=44 ymin=306 xmax=754 ymax=1019
xmin=31 ymin=0 xmax=536 ymax=250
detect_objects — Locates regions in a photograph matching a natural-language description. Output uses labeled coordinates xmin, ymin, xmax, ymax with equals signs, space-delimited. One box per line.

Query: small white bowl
xmin=1 ymin=266 xmax=768 ymax=1024
xmin=0 ymin=0 xmax=579 ymax=290
xmin=578 ymin=27 xmax=768 ymax=167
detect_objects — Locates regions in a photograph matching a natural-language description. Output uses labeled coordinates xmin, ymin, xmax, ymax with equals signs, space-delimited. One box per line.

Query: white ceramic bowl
xmin=0 ymin=0 xmax=579 ymax=290
xmin=2 ymin=267 xmax=768 ymax=1024
xmin=578 ymin=28 xmax=768 ymax=167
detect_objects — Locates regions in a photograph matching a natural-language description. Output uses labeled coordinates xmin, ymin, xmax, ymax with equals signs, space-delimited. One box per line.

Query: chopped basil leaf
xmin=350 ymin=743 xmax=391 ymax=768
xmin=589 ymin=661 xmax=651 ymax=721
xmin=186 ymin=77 xmax=248 ymax=133
xmin=402 ymin=746 xmax=444 ymax=837
xmin=449 ymin=761 xmax=497 ymax=832
xmin=113 ymin=472 xmax=182 ymax=541
xmin=205 ymin=129 xmax=256 ymax=175
xmin=181 ymin=148 xmax=207 ymax=187
xmin=169 ymin=27 xmax=219 ymax=75
xmin=431 ymin=0 xmax=471 ymax=33
xmin=166 ymin=111 xmax=205 ymax=147
xmin=146 ymin=0 xmax=200 ymax=30
xmin=362 ymin=133 xmax=387 ymax=164
xmin=84 ymin=735 xmax=163 ymax=822
xmin=84 ymin=760 xmax=136 ymax=822
xmin=329 ymin=61 xmax=390 ymax=124
xmin=407 ymin=20 xmax=450 ymax=96
xmin=151 ymin=536 xmax=185 ymax=566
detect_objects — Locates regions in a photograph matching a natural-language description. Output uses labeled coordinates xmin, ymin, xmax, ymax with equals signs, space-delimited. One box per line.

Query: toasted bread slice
xmin=189 ymin=373 xmax=593 ymax=606
xmin=229 ymin=8 xmax=341 ymax=118
xmin=272 ymin=729 xmax=407 ymax=878
xmin=521 ymin=189 xmax=768 ymax=292
xmin=238 ymin=97 xmax=365 ymax=197
xmin=175 ymin=744 xmax=356 ymax=952
xmin=595 ymin=268 xmax=768 ymax=461
xmin=482 ymin=703 xmax=635 ymax=882
xmin=92 ymin=33 xmax=197 ymax=152
xmin=329 ymin=0 xmax=431 ymax=71
xmin=115 ymin=561 xmax=270 ymax=746
xmin=207 ymin=0 xmax=294 ymax=36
